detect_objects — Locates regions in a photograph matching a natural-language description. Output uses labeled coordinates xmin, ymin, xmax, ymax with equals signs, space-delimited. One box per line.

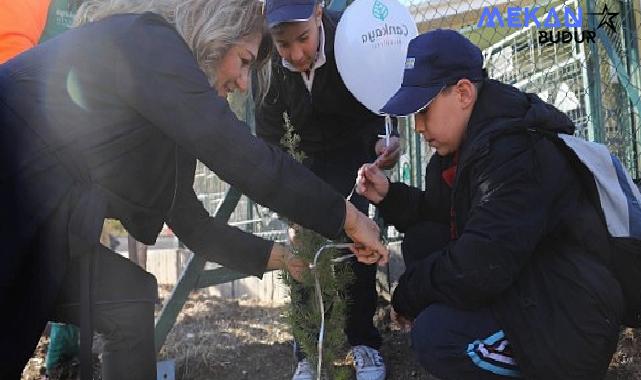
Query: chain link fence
xmin=193 ymin=0 xmax=641 ymax=232
xmin=192 ymin=91 xmax=289 ymax=243
xmin=397 ymin=0 xmax=641 ymax=182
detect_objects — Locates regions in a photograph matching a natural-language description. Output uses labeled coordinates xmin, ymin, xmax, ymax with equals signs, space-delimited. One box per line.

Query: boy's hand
xmin=356 ymin=163 xmax=390 ymax=204
xmin=374 ymin=136 xmax=401 ymax=170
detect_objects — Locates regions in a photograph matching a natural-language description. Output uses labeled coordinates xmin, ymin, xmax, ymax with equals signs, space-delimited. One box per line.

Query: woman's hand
xmin=343 ymin=200 xmax=388 ymax=265
xmin=356 ymin=163 xmax=390 ymax=204
xmin=267 ymin=243 xmax=308 ymax=282
xmin=284 ymin=253 xmax=308 ymax=282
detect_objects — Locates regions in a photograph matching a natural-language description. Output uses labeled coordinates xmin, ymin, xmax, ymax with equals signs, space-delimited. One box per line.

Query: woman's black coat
xmin=0 ymin=12 xmax=346 ymax=372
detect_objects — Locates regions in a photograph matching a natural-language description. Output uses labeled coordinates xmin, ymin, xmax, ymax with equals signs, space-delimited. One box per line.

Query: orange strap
xmin=0 ymin=0 xmax=51 ymax=64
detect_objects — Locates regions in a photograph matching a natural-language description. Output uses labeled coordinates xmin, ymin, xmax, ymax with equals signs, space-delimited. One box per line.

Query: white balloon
xmin=335 ymin=0 xmax=418 ymax=114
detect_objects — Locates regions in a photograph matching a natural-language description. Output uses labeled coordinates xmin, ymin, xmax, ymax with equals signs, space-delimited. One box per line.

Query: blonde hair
xmin=74 ymin=0 xmax=272 ymax=100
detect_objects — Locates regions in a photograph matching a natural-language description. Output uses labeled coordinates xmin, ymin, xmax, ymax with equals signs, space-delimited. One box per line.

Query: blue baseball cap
xmin=380 ymin=29 xmax=485 ymax=116
xmin=265 ymin=0 xmax=316 ymax=28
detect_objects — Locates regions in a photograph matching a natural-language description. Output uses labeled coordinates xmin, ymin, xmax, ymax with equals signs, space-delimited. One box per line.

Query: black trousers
xmin=412 ymin=304 xmax=522 ymax=379
xmin=0 ymin=198 xmax=158 ymax=380
xmin=52 ymin=246 xmax=158 ymax=380
xmin=295 ymin=140 xmax=381 ymax=360
xmin=400 ymin=221 xmax=522 ymax=379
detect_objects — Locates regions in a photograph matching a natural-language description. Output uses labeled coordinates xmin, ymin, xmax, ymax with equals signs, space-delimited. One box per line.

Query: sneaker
xmin=351 ymin=345 xmax=386 ymax=380
xmin=292 ymin=359 xmax=315 ymax=380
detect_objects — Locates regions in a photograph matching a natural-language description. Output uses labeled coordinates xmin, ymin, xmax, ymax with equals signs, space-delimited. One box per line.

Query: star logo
xmin=587 ymin=4 xmax=619 ymax=33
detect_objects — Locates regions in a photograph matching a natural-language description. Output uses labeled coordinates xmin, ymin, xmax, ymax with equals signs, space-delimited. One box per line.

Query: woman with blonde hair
xmin=0 ymin=0 xmax=388 ymax=378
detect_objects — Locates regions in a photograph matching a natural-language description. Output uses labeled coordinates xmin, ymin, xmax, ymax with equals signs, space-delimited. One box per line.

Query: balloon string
xmin=346 ymin=183 xmax=357 ymax=201
xmin=348 ymin=120 xmax=391 ymax=202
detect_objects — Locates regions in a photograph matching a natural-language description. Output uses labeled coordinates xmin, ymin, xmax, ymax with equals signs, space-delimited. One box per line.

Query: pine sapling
xmin=279 ymin=112 xmax=353 ymax=380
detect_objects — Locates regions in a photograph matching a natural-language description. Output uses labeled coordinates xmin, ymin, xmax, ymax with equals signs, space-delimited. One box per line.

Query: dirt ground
xmin=22 ymin=289 xmax=641 ymax=380
xmin=156 ymin=293 xmax=436 ymax=380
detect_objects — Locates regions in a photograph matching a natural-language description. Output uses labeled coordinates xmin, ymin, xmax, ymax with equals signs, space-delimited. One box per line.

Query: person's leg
xmin=411 ymin=304 xmax=522 ymax=380
xmin=341 ymin=191 xmax=381 ymax=348
xmin=290 ymin=279 xmax=311 ymax=362
xmin=344 ymin=257 xmax=380 ymax=348
xmin=45 ymin=323 xmax=80 ymax=375
xmin=0 ymin=199 xmax=71 ymax=379
xmin=0 ymin=253 xmax=63 ymax=379
xmin=53 ymin=245 xmax=158 ymax=380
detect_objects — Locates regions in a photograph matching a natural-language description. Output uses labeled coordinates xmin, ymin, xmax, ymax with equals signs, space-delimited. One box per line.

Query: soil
xmin=21 ymin=289 xmax=641 ymax=380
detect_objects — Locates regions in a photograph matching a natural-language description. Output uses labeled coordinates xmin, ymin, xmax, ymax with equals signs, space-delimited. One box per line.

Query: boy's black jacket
xmin=381 ymin=80 xmax=623 ymax=379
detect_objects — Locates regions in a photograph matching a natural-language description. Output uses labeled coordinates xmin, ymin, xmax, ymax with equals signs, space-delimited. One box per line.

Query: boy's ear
xmin=456 ymin=79 xmax=476 ymax=109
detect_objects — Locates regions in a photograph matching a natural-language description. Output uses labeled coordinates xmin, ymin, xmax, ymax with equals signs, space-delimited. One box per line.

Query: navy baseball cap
xmin=380 ymin=29 xmax=485 ymax=116
xmin=265 ymin=0 xmax=316 ymax=28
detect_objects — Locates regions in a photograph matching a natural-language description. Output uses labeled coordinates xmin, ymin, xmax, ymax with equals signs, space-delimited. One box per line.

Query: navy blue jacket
xmin=380 ymin=80 xmax=623 ymax=379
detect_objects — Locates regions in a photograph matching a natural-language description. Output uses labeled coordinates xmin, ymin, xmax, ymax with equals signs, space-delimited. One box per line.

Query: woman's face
xmin=214 ymin=32 xmax=262 ymax=97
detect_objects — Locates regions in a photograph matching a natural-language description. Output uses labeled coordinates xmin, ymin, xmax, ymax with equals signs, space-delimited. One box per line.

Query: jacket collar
xmin=457 ymin=80 xmax=575 ymax=168
xmin=321 ymin=10 xmax=340 ymax=54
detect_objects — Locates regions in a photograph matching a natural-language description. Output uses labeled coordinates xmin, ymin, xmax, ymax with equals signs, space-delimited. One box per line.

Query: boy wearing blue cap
xmin=257 ymin=0 xmax=400 ymax=379
xmin=357 ymin=30 xmax=623 ymax=379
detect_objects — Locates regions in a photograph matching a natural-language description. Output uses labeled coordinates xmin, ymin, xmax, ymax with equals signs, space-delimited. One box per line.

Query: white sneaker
xmin=351 ymin=345 xmax=386 ymax=380
xmin=292 ymin=358 xmax=315 ymax=380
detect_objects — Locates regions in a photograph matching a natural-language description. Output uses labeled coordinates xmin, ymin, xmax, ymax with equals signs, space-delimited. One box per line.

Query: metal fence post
xmin=154 ymin=187 xmax=242 ymax=353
